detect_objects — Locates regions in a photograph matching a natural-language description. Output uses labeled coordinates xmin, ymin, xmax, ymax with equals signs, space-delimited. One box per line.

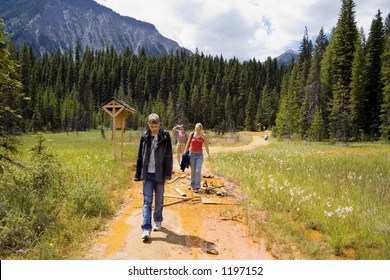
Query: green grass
xmin=211 ymin=141 xmax=390 ymax=259
xmin=3 ymin=130 xmax=388 ymax=260
xmin=207 ymin=131 xmax=252 ymax=147
xmin=0 ymin=130 xmax=138 ymax=259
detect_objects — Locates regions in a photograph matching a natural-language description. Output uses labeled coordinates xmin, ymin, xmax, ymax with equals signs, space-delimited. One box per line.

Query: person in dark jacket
xmin=134 ymin=113 xmax=173 ymax=240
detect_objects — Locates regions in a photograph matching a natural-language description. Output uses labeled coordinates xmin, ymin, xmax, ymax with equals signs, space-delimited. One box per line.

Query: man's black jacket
xmin=134 ymin=128 xmax=173 ymax=183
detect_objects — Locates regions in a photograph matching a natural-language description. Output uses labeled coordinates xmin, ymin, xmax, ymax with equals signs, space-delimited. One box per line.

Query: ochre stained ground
xmin=85 ymin=131 xmax=274 ymax=260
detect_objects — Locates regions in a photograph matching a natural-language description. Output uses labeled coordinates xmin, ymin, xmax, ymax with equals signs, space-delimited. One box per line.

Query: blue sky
xmin=95 ymin=0 xmax=389 ymax=61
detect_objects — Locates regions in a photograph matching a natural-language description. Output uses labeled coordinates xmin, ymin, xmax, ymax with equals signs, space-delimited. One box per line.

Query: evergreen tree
xmin=297 ymin=26 xmax=314 ymax=136
xmin=244 ymin=90 xmax=257 ymax=131
xmin=257 ymin=57 xmax=278 ymax=129
xmin=306 ymin=27 xmax=328 ymax=137
xmin=364 ymin=10 xmax=385 ymax=138
xmin=190 ymin=85 xmax=200 ymax=123
xmin=166 ymin=91 xmax=175 ymax=129
xmin=329 ymin=0 xmax=359 ymax=142
xmin=275 ymin=66 xmax=301 ymax=138
xmin=69 ymin=85 xmax=82 ymax=132
xmin=200 ymin=80 xmax=210 ymax=128
xmin=0 ymin=20 xmax=23 ymax=173
xmin=224 ymin=92 xmax=234 ymax=130
xmin=307 ymin=108 xmax=326 ymax=141
xmin=349 ymin=28 xmax=367 ymax=139
xmin=176 ymin=83 xmax=189 ymax=125
xmin=320 ymin=29 xmax=336 ymax=139
xmin=208 ymin=85 xmax=217 ymax=128
xmin=238 ymin=65 xmax=249 ymax=126
xmin=380 ymin=14 xmax=390 ymax=140
xmin=19 ymin=43 xmax=35 ymax=131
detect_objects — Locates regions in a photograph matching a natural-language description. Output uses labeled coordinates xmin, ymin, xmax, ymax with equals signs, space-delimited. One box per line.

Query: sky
xmin=94 ymin=0 xmax=389 ymax=61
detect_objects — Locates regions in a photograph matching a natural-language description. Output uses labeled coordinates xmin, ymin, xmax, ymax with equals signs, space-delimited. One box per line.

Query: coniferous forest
xmin=1 ymin=1 xmax=390 ymax=143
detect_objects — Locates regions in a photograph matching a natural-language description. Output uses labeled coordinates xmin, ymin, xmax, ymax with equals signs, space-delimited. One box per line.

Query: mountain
xmin=0 ymin=0 xmax=187 ymax=56
xmin=276 ymin=49 xmax=299 ymax=65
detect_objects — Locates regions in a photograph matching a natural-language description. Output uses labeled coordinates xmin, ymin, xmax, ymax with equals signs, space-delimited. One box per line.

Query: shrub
xmin=70 ymin=180 xmax=113 ymax=218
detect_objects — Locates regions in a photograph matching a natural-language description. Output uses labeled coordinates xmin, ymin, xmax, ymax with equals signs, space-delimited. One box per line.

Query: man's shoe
xmin=141 ymin=230 xmax=151 ymax=240
xmin=153 ymin=221 xmax=162 ymax=231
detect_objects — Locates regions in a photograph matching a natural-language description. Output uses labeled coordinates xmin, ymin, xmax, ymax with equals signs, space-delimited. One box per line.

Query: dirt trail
xmin=85 ymin=131 xmax=273 ymax=260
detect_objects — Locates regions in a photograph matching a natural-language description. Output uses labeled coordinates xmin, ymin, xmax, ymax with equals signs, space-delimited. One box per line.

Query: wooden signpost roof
xmin=101 ymin=97 xmax=136 ymax=117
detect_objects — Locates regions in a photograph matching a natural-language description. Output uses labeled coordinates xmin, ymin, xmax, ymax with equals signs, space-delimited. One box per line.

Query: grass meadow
xmin=211 ymin=140 xmax=390 ymax=259
xmin=1 ymin=130 xmax=139 ymax=259
xmin=2 ymin=130 xmax=388 ymax=260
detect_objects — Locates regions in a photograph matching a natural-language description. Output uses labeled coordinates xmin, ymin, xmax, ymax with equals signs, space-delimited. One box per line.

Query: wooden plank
xmin=175 ymin=188 xmax=187 ymax=197
xmin=164 ymin=197 xmax=192 ymax=207
xmin=164 ymin=194 xmax=189 ymax=199
xmin=167 ymin=176 xmax=179 ymax=184
xmin=201 ymin=197 xmax=238 ymax=205
xmin=174 ymin=170 xmax=187 ymax=174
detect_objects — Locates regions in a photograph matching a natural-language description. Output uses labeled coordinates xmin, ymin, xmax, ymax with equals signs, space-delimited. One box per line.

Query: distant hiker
xmin=172 ymin=124 xmax=188 ymax=167
xmin=184 ymin=123 xmax=210 ymax=193
xmin=134 ymin=113 xmax=173 ymax=241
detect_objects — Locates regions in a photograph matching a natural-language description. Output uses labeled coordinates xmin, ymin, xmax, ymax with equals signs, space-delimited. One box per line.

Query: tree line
xmin=1 ymin=0 xmax=389 ymax=143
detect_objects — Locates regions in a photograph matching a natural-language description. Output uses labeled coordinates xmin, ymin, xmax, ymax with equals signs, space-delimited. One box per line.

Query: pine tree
xmin=365 ymin=10 xmax=385 ymax=138
xmin=257 ymin=57 xmax=278 ymax=129
xmin=0 ymin=20 xmax=23 ymax=173
xmin=307 ymin=108 xmax=326 ymax=141
xmin=238 ymin=65 xmax=249 ymax=126
xmin=306 ymin=28 xmax=328 ymax=137
xmin=320 ymin=30 xmax=335 ymax=139
xmin=379 ymin=14 xmax=390 ymax=140
xmin=19 ymin=43 xmax=36 ymax=131
xmin=244 ymin=90 xmax=257 ymax=131
xmin=190 ymin=85 xmax=200 ymax=123
xmin=329 ymin=0 xmax=359 ymax=142
xmin=224 ymin=92 xmax=234 ymax=131
xmin=166 ymin=91 xmax=175 ymax=129
xmin=208 ymin=85 xmax=217 ymax=128
xmin=200 ymin=80 xmax=210 ymax=128
xmin=275 ymin=66 xmax=301 ymax=138
xmin=298 ymin=26 xmax=314 ymax=136
xmin=78 ymin=61 xmax=90 ymax=130
xmin=153 ymin=91 xmax=166 ymax=126
xmin=349 ymin=28 xmax=367 ymax=139
xmin=176 ymin=83 xmax=188 ymax=125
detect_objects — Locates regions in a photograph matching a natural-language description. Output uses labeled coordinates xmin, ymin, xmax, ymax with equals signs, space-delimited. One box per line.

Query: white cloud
xmin=95 ymin=0 xmax=390 ymax=61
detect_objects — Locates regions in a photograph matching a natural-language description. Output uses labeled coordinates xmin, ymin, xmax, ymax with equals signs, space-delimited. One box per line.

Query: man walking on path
xmin=134 ymin=113 xmax=173 ymax=240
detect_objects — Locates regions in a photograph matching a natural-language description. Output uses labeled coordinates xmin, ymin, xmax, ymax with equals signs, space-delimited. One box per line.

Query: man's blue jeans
xmin=141 ymin=172 xmax=165 ymax=231
xmin=189 ymin=152 xmax=203 ymax=189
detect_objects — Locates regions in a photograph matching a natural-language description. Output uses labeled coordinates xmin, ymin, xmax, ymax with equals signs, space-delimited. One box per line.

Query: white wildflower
xmin=345 ymin=206 xmax=353 ymax=213
xmin=324 ymin=211 xmax=334 ymax=217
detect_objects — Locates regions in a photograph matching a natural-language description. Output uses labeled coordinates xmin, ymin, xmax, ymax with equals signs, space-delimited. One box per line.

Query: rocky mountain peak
xmin=0 ymin=0 xmax=187 ymax=56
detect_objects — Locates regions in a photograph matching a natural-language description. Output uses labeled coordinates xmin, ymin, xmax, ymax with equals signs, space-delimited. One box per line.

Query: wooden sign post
xmin=101 ymin=98 xmax=136 ymax=161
